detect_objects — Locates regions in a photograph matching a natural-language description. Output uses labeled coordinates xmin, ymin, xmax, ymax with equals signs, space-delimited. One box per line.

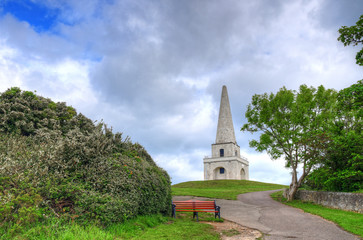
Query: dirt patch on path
xmin=203 ymin=219 xmax=262 ymax=240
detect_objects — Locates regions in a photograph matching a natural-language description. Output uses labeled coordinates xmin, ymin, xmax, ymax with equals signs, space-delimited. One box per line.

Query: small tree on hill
xmin=241 ymin=85 xmax=337 ymax=201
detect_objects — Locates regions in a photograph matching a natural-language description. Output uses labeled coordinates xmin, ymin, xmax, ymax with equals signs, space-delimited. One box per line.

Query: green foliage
xmin=0 ymin=87 xmax=21 ymax=100
xmin=241 ymin=85 xmax=337 ymax=200
xmin=0 ymin=177 xmax=46 ymax=236
xmin=0 ymin=87 xmax=171 ymax=232
xmin=271 ymin=191 xmax=363 ymax=237
xmin=305 ymin=81 xmax=363 ymax=192
xmin=338 ymin=80 xmax=363 ymax=112
xmin=172 ymin=180 xmax=287 ymax=200
xmin=242 ymin=82 xmax=362 ymax=195
xmin=338 ymin=14 xmax=363 ymax=66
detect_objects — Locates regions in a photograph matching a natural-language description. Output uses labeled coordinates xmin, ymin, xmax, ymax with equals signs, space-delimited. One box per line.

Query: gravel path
xmin=173 ymin=190 xmax=360 ymax=240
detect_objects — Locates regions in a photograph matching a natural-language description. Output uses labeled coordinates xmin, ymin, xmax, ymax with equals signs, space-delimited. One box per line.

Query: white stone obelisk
xmin=216 ymin=85 xmax=236 ymax=144
xmin=203 ymin=85 xmax=249 ymax=180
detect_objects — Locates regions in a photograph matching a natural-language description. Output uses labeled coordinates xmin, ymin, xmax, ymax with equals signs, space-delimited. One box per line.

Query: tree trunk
xmin=287 ymin=183 xmax=299 ymax=201
xmin=288 ymin=167 xmax=299 ymax=201
xmin=288 ymin=166 xmax=310 ymax=201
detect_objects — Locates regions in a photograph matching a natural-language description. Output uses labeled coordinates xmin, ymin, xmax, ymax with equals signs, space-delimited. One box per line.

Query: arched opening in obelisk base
xmin=213 ymin=167 xmax=227 ymax=180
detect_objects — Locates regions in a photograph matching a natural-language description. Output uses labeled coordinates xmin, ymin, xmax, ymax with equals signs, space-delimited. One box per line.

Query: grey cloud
xmin=91 ymin=54 xmax=193 ymax=117
xmin=155 ymin=0 xmax=286 ymax=74
xmin=1 ymin=0 xmax=362 ymax=184
xmin=87 ymin=0 xmax=289 ymax=125
xmin=315 ymin=0 xmax=363 ymax=29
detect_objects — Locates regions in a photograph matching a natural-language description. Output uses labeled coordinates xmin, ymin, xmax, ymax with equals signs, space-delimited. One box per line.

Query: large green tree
xmin=241 ymin=85 xmax=337 ymax=200
xmin=305 ymin=80 xmax=362 ymax=191
xmin=338 ymin=14 xmax=363 ymax=66
xmin=305 ymin=15 xmax=363 ymax=191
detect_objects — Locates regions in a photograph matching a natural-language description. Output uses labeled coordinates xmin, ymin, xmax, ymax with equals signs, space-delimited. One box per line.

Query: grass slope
xmin=0 ymin=214 xmax=220 ymax=240
xmin=271 ymin=191 xmax=363 ymax=238
xmin=172 ymin=180 xmax=287 ymax=200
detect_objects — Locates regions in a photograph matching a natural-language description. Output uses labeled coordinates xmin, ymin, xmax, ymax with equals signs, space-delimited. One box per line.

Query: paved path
xmin=173 ymin=190 xmax=360 ymax=240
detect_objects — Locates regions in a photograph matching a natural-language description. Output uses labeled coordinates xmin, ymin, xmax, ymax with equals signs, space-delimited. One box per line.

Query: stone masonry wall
xmin=284 ymin=189 xmax=363 ymax=213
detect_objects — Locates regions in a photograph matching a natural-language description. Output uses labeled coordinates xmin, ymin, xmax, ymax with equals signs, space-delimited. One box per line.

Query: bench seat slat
xmin=174 ymin=208 xmax=218 ymax=210
xmin=175 ymin=206 xmax=215 ymax=207
xmin=176 ymin=204 xmax=215 ymax=206
xmin=175 ymin=206 xmax=216 ymax=208
xmin=175 ymin=206 xmax=215 ymax=208
xmin=174 ymin=210 xmax=219 ymax=212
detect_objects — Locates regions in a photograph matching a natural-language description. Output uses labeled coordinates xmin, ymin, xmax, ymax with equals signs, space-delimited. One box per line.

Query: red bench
xmin=171 ymin=200 xmax=221 ymax=221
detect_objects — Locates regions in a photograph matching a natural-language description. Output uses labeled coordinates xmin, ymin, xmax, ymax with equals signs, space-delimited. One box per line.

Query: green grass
xmin=0 ymin=213 xmax=220 ymax=240
xmin=271 ymin=191 xmax=363 ymax=238
xmin=221 ymin=229 xmax=240 ymax=237
xmin=172 ymin=180 xmax=287 ymax=200
xmin=135 ymin=212 xmax=220 ymax=240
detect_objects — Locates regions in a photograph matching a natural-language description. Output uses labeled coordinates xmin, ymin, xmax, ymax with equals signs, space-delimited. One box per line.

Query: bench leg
xmin=215 ymin=206 xmax=221 ymax=219
xmin=171 ymin=204 xmax=176 ymax=218
xmin=193 ymin=212 xmax=199 ymax=222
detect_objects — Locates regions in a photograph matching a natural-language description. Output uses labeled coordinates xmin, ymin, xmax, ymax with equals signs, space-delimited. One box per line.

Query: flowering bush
xmin=0 ymin=88 xmax=171 ymax=229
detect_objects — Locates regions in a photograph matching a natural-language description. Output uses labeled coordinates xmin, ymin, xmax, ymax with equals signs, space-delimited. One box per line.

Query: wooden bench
xmin=171 ymin=200 xmax=221 ymax=221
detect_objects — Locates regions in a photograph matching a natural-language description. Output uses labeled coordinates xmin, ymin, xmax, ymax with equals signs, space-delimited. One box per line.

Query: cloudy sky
xmin=0 ymin=0 xmax=362 ymax=185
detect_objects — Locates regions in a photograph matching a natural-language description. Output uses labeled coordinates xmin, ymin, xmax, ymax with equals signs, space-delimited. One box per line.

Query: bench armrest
xmin=171 ymin=203 xmax=176 ymax=218
xmin=215 ymin=205 xmax=221 ymax=219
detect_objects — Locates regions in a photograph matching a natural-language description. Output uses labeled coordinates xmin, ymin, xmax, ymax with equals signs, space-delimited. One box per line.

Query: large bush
xmin=0 ymin=87 xmax=171 ymax=231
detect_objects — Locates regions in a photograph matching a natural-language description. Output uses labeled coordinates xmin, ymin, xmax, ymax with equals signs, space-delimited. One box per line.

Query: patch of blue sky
xmin=82 ymin=43 xmax=103 ymax=62
xmin=0 ymin=0 xmax=60 ymax=33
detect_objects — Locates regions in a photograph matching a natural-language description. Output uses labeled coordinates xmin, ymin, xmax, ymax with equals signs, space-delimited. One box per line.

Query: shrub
xmin=0 ymin=87 xmax=171 ymax=231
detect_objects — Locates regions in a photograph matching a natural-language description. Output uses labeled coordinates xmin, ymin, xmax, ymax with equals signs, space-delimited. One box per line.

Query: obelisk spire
xmin=216 ymin=85 xmax=236 ymax=144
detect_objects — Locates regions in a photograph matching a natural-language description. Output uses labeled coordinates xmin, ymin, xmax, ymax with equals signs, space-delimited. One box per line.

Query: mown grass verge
xmin=0 ymin=213 xmax=220 ymax=240
xmin=172 ymin=180 xmax=287 ymax=200
xmin=270 ymin=191 xmax=363 ymax=238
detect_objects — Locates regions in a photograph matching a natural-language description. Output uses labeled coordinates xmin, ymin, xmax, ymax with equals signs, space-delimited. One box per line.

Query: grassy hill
xmin=172 ymin=180 xmax=287 ymax=200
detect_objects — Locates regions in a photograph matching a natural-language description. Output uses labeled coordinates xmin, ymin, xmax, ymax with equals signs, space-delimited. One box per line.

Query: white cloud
xmin=242 ymin=151 xmax=292 ymax=185
xmin=0 ymin=41 xmax=25 ymax=91
xmin=0 ymin=0 xmax=362 ymax=186
xmin=154 ymin=150 xmax=205 ymax=184
xmin=0 ymin=44 xmax=97 ymax=113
